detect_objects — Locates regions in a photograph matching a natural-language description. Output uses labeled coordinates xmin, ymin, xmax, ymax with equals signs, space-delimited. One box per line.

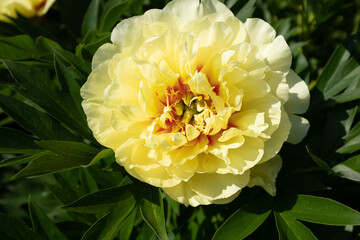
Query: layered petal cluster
xmin=81 ymin=0 xmax=310 ymax=207
xmin=0 ymin=0 xmax=55 ymax=23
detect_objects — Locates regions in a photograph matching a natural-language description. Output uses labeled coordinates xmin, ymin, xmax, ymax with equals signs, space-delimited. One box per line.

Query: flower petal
xmin=244 ymin=18 xmax=276 ymax=45
xmin=163 ymin=170 xmax=249 ymax=207
xmin=247 ymin=154 xmax=282 ymax=196
xmin=260 ymin=110 xmax=291 ymax=163
xmin=284 ymin=70 xmax=310 ymax=114
xmin=92 ymin=43 xmax=122 ymax=70
xmin=287 ymin=114 xmax=310 ymax=144
xmin=116 ymin=138 xmax=181 ymax=188
xmin=261 ymin=35 xmax=292 ymax=72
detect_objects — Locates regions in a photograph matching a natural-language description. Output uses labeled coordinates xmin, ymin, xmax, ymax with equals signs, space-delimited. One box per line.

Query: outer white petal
xmin=287 ymin=114 xmax=310 ymax=144
xmin=163 ymin=171 xmax=250 ymax=207
xmin=260 ymin=110 xmax=291 ymax=163
xmin=261 ymin=35 xmax=292 ymax=72
xmin=164 ymin=0 xmax=233 ymax=26
xmin=244 ymin=18 xmax=276 ymax=45
xmin=82 ymin=102 xmax=124 ymax=149
xmin=36 ymin=0 xmax=56 ymax=16
xmin=247 ymin=154 xmax=282 ymax=196
xmin=284 ymin=70 xmax=310 ymax=114
xmin=116 ymin=138 xmax=181 ymax=188
xmin=111 ymin=9 xmax=176 ymax=48
xmin=92 ymin=43 xmax=122 ymax=70
xmin=244 ymin=19 xmax=292 ymax=72
xmin=0 ymin=0 xmax=34 ymax=20
xmin=81 ymin=62 xmax=111 ymax=104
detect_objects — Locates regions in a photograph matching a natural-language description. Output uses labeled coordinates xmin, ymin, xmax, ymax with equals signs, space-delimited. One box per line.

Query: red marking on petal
xmin=227 ymin=122 xmax=237 ymax=129
xmin=178 ymin=77 xmax=185 ymax=91
xmin=35 ymin=0 xmax=46 ymax=11
xmin=207 ymin=135 xmax=214 ymax=146
xmin=213 ymin=84 xmax=220 ymax=95
xmin=159 ymin=99 xmax=167 ymax=106
xmin=196 ymin=65 xmax=203 ymax=72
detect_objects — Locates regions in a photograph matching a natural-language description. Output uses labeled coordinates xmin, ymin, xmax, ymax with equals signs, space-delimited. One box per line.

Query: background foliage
xmin=0 ymin=0 xmax=360 ymax=239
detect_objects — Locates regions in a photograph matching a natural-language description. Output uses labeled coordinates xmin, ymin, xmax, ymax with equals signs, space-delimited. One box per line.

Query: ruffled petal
xmin=287 ymin=115 xmax=310 ymax=144
xmin=247 ymin=154 xmax=282 ymax=196
xmin=284 ymin=70 xmax=310 ymax=114
xmin=116 ymin=138 xmax=181 ymax=188
xmin=92 ymin=43 xmax=122 ymax=70
xmin=244 ymin=18 xmax=276 ymax=45
xmin=260 ymin=110 xmax=291 ymax=163
xmin=163 ymin=171 xmax=249 ymax=207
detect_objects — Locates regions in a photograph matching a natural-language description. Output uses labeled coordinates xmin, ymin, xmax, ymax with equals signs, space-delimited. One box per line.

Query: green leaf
xmin=3 ymin=60 xmax=93 ymax=140
xmin=140 ymin=187 xmax=168 ymax=240
xmin=12 ymin=141 xmax=100 ymax=179
xmin=344 ymin=120 xmax=360 ymax=144
xmin=235 ymin=0 xmax=256 ymax=22
xmin=0 ymin=127 xmax=42 ymax=154
xmin=81 ymin=0 xmax=100 ymax=36
xmin=83 ymin=32 xmax=111 ymax=55
xmin=99 ymin=0 xmax=129 ymax=32
xmin=81 ymin=193 xmax=139 ymax=240
xmin=7 ymin=15 xmax=51 ymax=38
xmin=53 ymin=54 xmax=89 ymax=134
xmin=341 ymin=106 xmax=358 ymax=136
xmin=0 ymin=213 xmax=37 ymax=240
xmin=306 ymin=147 xmax=332 ymax=172
xmin=43 ymin=174 xmax=80 ymax=205
xmin=36 ymin=36 xmax=62 ymax=54
xmin=85 ymin=148 xmax=114 ymax=166
xmin=337 ymin=128 xmax=360 ymax=154
xmin=332 ymin=155 xmax=360 ymax=183
xmin=118 ymin=208 xmax=137 ymax=240
xmin=79 ymin=168 xmax=99 ymax=193
xmin=64 ymin=182 xmax=145 ymax=213
xmin=288 ymin=195 xmax=360 ymax=226
xmin=332 ymin=77 xmax=360 ymax=103
xmin=36 ymin=140 xmax=99 ymax=158
xmin=51 ymin=47 xmax=91 ymax=82
xmin=274 ymin=211 xmax=318 ymax=240
xmin=316 ymin=44 xmax=360 ymax=101
xmin=28 ymin=197 xmax=68 ymax=240
xmin=0 ymin=35 xmax=42 ymax=60
xmin=0 ymin=151 xmax=50 ymax=168
xmin=212 ymin=196 xmax=272 ymax=240
xmin=0 ymin=94 xmax=77 ymax=141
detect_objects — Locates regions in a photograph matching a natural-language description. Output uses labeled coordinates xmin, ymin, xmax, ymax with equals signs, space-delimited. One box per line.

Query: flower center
xmin=156 ymin=79 xmax=219 ymax=137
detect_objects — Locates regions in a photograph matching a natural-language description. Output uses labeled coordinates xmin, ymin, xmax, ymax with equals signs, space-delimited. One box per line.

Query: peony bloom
xmin=0 ymin=0 xmax=55 ymax=23
xmin=81 ymin=0 xmax=310 ymax=207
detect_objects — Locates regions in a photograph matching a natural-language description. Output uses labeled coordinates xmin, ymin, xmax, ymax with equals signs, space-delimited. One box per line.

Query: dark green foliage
xmin=0 ymin=0 xmax=359 ymax=239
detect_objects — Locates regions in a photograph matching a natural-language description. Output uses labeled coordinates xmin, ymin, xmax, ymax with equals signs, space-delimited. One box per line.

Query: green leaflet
xmin=275 ymin=194 xmax=360 ymax=226
xmin=0 ymin=94 xmax=78 ymax=141
xmin=11 ymin=141 xmax=101 ymax=179
xmin=81 ymin=0 xmax=101 ymax=36
xmin=64 ymin=182 xmax=146 ymax=214
xmin=0 ymin=213 xmax=37 ymax=240
xmin=0 ymin=127 xmax=43 ymax=154
xmin=28 ymin=197 xmax=68 ymax=240
xmin=3 ymin=60 xmax=93 ymax=141
xmin=332 ymin=155 xmax=360 ymax=183
xmin=0 ymin=35 xmax=43 ymax=60
xmin=274 ymin=212 xmax=318 ymax=240
xmin=99 ymin=0 xmax=129 ymax=32
xmin=140 ymin=187 xmax=168 ymax=240
xmin=235 ymin=0 xmax=256 ymax=22
xmin=81 ymin=200 xmax=137 ymax=240
xmin=212 ymin=196 xmax=272 ymax=240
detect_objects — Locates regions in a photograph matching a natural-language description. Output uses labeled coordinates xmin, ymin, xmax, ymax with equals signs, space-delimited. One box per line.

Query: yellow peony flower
xmin=81 ymin=0 xmax=310 ymax=207
xmin=0 ymin=0 xmax=55 ymax=23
